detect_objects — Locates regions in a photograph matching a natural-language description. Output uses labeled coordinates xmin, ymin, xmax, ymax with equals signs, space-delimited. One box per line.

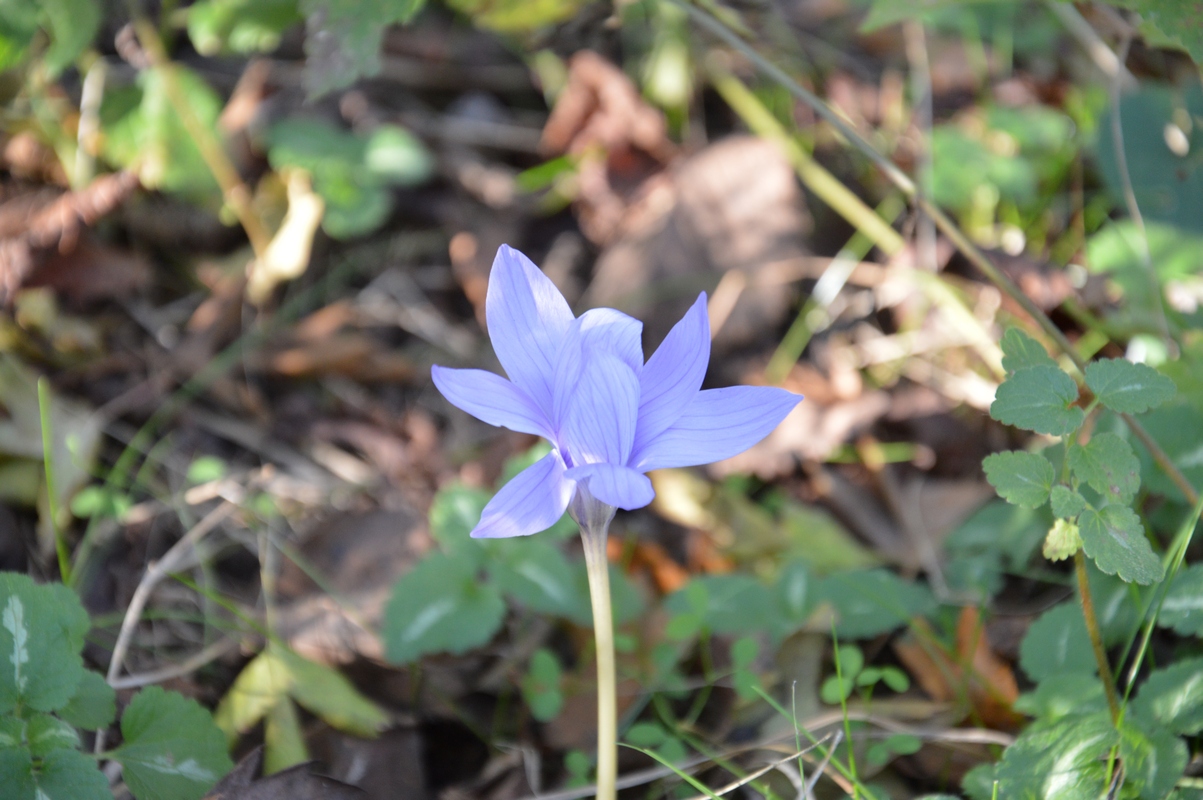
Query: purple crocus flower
xmin=432 ymin=245 xmax=803 ymax=538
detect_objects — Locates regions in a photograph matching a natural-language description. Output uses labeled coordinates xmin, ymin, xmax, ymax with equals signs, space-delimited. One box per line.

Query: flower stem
xmin=581 ymin=521 xmax=617 ymax=800
xmin=1075 ymin=549 xmax=1120 ymax=724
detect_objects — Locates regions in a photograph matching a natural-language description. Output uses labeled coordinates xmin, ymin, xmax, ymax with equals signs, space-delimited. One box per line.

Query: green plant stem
xmin=37 ymin=377 xmax=71 ymax=583
xmin=576 ymin=495 xmax=618 ymax=800
xmin=830 ymin=630 xmax=859 ymax=799
xmin=1075 ymin=549 xmax=1120 ymax=723
xmin=676 ymin=0 xmax=1201 ymax=509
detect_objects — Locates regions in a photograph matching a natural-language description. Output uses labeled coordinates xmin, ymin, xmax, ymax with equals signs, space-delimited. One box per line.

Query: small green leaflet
xmin=1050 ymin=486 xmax=1087 ymax=519
xmin=1000 ymin=328 xmax=1056 ymax=374
xmin=983 ymin=451 xmax=1055 ymax=508
xmin=26 ymin=714 xmax=78 ymax=756
xmin=1079 ymin=505 xmax=1164 ymax=585
xmin=520 ymin=648 xmax=563 ymax=722
xmin=1019 ymin=602 xmax=1096 ymax=682
xmin=1118 ymin=718 xmax=1187 ymax=800
xmin=1132 ymin=658 xmax=1203 ymax=735
xmin=0 ymin=573 xmax=90 ymax=714
xmin=25 ymin=748 xmax=110 ymax=800
xmin=990 ymin=365 xmax=1084 ymax=436
xmin=1068 ymin=433 xmax=1141 ymax=503
xmin=111 ymin=686 xmax=233 ymax=800
xmin=1085 ymin=359 xmax=1177 ymax=414
xmin=384 ymin=553 xmax=506 ymax=664
xmin=56 ymin=670 xmax=116 ymax=731
xmin=1159 ymin=564 xmax=1203 ymax=636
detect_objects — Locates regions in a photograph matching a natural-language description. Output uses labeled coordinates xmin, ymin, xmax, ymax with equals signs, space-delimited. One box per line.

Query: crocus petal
xmin=431 ymin=365 xmax=553 ymax=438
xmin=486 ymin=245 xmax=575 ymax=414
xmin=563 ymin=353 xmax=640 ymax=467
xmin=634 ymin=293 xmax=709 ymax=450
xmin=577 ymin=308 xmax=643 ymax=376
xmin=565 ymin=463 xmax=655 ymax=510
xmin=631 ymin=386 xmax=802 ymax=472
xmin=472 ymin=450 xmax=574 ymax=538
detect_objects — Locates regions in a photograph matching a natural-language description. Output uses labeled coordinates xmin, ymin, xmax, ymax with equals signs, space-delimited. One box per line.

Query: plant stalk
xmin=1075 ymin=549 xmax=1121 ymax=723
xmin=574 ymin=490 xmax=618 ymax=800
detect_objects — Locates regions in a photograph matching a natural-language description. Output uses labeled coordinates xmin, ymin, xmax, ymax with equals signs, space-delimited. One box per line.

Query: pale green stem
xmin=573 ymin=489 xmax=618 ymax=800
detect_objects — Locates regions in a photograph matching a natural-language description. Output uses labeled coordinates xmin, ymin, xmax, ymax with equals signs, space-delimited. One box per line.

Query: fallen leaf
xmin=203 ymin=746 xmax=365 ymax=800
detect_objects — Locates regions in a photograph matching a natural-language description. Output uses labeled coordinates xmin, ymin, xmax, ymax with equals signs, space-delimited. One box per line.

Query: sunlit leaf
xmin=1079 ymin=504 xmax=1163 ymax=585
xmin=1085 ymin=359 xmax=1177 ymax=415
xmin=1001 ymin=328 xmax=1056 ymax=374
xmin=983 ymin=450 xmax=1055 ymax=508
xmin=1132 ymin=657 xmax=1203 ymax=735
xmin=1019 ymin=602 xmax=1095 ymax=682
xmin=990 ymin=366 xmax=1084 ymax=436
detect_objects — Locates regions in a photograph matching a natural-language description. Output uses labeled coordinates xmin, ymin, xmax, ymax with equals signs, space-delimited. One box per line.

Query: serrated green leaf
xmin=1001 ymin=328 xmax=1056 ymax=374
xmin=1085 ymin=359 xmax=1177 ymax=415
xmin=1120 ymin=717 xmax=1188 ymax=800
xmin=992 ymin=711 xmax=1116 ymax=799
xmin=0 ymin=748 xmax=35 ymax=799
xmin=1133 ymin=657 xmax=1203 ymax=735
xmin=1013 ymin=674 xmax=1107 ymax=721
xmin=0 ymin=716 xmax=24 ymax=749
xmin=1050 ymin=486 xmax=1087 ymax=519
xmin=383 ymin=553 xmax=505 ymax=663
xmin=1160 ymin=564 xmax=1203 ymax=636
xmin=1019 ymin=602 xmax=1095 ymax=682
xmin=0 ymin=573 xmax=89 ymax=714
xmin=41 ymin=0 xmax=100 ymax=74
xmin=1068 ymin=433 xmax=1141 ymax=504
xmin=1079 ymin=505 xmax=1164 ymax=585
xmin=664 ymin=575 xmax=776 ymax=636
xmin=29 ymin=748 xmax=110 ymax=800
xmin=990 ymin=366 xmax=1084 ymax=436
xmin=57 ymin=670 xmax=116 ymax=730
xmin=26 ymin=714 xmax=78 ymax=756
xmin=983 ymin=451 xmax=1055 ymax=508
xmin=817 ymin=569 xmax=936 ymax=639
xmin=276 ymin=646 xmax=387 ymax=737
xmin=487 ymin=540 xmax=591 ymax=624
xmin=112 ymin=686 xmax=232 ymax=800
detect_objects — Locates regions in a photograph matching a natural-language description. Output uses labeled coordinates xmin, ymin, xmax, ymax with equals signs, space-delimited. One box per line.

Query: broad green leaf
xmin=0 ymin=573 xmax=89 ymax=714
xmin=1089 ymin=567 xmax=1142 ymax=646
xmin=1132 ymin=658 xmax=1203 ymax=735
xmin=187 ymin=0 xmax=300 ymax=55
xmin=1085 ymin=359 xmax=1177 ymax=415
xmin=1120 ymin=717 xmax=1188 ymax=800
xmin=112 ymin=686 xmax=232 ymax=800
xmin=487 ymin=540 xmax=591 ymax=625
xmin=1160 ymin=564 xmax=1203 ymax=636
xmin=1013 ymin=674 xmax=1107 ymax=721
xmin=276 ymin=646 xmax=387 ymax=737
xmin=983 ymin=451 xmax=1055 ymax=508
xmin=991 ymin=711 xmax=1116 ymax=799
xmin=990 ymin=366 xmax=1084 ymax=436
xmin=383 ymin=553 xmax=506 ymax=663
xmin=0 ymin=748 xmax=36 ymax=799
xmin=0 ymin=716 xmax=24 ymax=749
xmin=26 ymin=714 xmax=78 ymax=756
xmin=1133 ymin=405 xmax=1203 ymax=502
xmin=1085 ymin=222 xmax=1203 ymax=333
xmin=1079 ymin=505 xmax=1164 ymax=585
xmin=945 ymin=501 xmax=1051 ymax=598
xmin=1050 ymin=486 xmax=1087 ymax=519
xmin=817 ymin=569 xmax=936 ymax=639
xmin=1000 ymin=328 xmax=1056 ymax=374
xmin=1019 ymin=602 xmax=1095 ymax=682
xmin=298 ymin=0 xmax=426 ymax=96
xmin=1068 ymin=433 xmax=1141 ymax=503
xmin=426 ymin=484 xmax=490 ymax=557
xmin=41 ymin=0 xmax=100 ymax=74
xmin=664 ymin=575 xmax=776 ymax=636
xmin=57 ymin=670 xmax=116 ymax=730
xmin=521 ymin=648 xmax=563 ymax=722
xmin=29 ymin=748 xmax=110 ymax=800
xmin=772 ymin=560 xmax=814 ymax=631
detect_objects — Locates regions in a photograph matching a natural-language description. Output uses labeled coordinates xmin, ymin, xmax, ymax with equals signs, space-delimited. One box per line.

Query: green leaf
xmin=487 ymin=540 xmax=591 ymax=625
xmin=383 ymin=553 xmax=505 ymax=663
xmin=0 ymin=748 xmax=35 ymax=799
xmin=817 ymin=569 xmax=936 ymax=638
xmin=1085 ymin=359 xmax=1177 ymax=415
xmin=663 ymin=575 xmax=775 ymax=636
xmin=112 ymin=686 xmax=232 ymax=800
xmin=213 ymin=650 xmax=290 ymax=741
xmin=57 ymin=670 xmax=116 ymax=730
xmin=187 ymin=0 xmax=300 ymax=56
xmin=29 ymin=748 xmax=110 ymax=800
xmin=0 ymin=573 xmax=90 ymax=714
xmin=1120 ymin=717 xmax=1188 ymax=800
xmin=991 ymin=712 xmax=1116 ymax=799
xmin=990 ymin=366 xmax=1084 ymax=436
xmin=1079 ymin=505 xmax=1164 ymax=585
xmin=1160 ymin=564 xmax=1203 ymax=636
xmin=364 ymin=125 xmax=433 ymax=184
xmin=1019 ymin=602 xmax=1096 ymax=682
xmin=1132 ymin=658 xmax=1203 ymax=735
xmin=520 ymin=648 xmax=563 ymax=722
xmin=263 ymin=697 xmax=307 ymax=775
xmin=298 ymin=0 xmax=426 ymax=97
xmin=1089 ymin=566 xmax=1142 ymax=646
xmin=1001 ymin=328 xmax=1056 ymax=374
xmin=1068 ymin=433 xmax=1142 ymax=504
xmin=983 ymin=451 xmax=1055 ymax=508
xmin=1050 ymin=486 xmax=1087 ymax=519
xmin=1104 ymin=1 xmax=1203 ymax=64
xmin=26 ymin=714 xmax=78 ymax=756
xmin=1013 ymin=674 xmax=1107 ymax=721
xmin=276 ymin=646 xmax=388 ymax=737
xmin=41 ymin=0 xmax=100 ymax=74
xmin=426 ymin=484 xmax=491 ymax=553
